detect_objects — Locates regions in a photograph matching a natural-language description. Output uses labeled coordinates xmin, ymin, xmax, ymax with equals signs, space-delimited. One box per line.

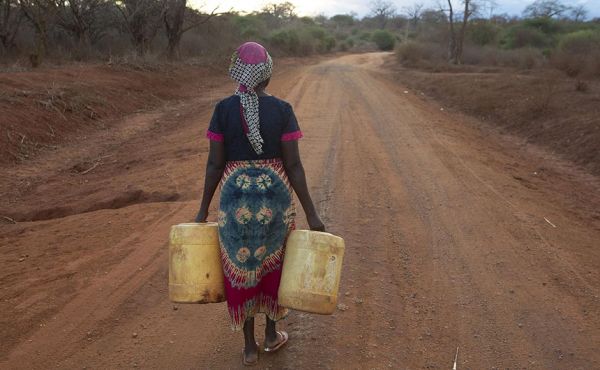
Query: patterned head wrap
xmin=229 ymin=42 xmax=273 ymax=155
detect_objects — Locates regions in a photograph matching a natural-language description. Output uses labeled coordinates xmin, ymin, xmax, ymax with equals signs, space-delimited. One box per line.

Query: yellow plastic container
xmin=169 ymin=222 xmax=226 ymax=304
xmin=278 ymin=230 xmax=345 ymax=314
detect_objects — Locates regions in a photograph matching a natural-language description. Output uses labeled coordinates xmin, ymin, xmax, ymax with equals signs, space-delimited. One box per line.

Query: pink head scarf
xmin=229 ymin=42 xmax=273 ymax=155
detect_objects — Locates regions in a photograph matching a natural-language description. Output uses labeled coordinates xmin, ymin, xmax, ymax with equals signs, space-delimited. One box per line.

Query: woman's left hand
xmin=307 ymin=214 xmax=325 ymax=232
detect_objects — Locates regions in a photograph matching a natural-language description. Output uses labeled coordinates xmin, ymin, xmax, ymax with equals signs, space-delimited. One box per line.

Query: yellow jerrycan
xmin=169 ymin=222 xmax=226 ymax=303
xmin=278 ymin=230 xmax=345 ymax=314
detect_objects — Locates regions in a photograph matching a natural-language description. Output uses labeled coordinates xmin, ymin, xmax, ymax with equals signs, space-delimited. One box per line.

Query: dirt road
xmin=1 ymin=53 xmax=599 ymax=369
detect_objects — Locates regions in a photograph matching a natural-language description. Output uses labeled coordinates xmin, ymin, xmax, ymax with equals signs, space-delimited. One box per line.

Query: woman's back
xmin=207 ymin=95 xmax=302 ymax=161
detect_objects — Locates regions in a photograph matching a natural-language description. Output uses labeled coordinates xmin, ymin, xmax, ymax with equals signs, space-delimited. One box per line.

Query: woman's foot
xmin=242 ymin=342 xmax=259 ymax=366
xmin=264 ymin=331 xmax=288 ymax=352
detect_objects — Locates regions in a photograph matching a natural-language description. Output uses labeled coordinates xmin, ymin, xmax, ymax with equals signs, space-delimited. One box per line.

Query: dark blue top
xmin=207 ymin=95 xmax=302 ymax=161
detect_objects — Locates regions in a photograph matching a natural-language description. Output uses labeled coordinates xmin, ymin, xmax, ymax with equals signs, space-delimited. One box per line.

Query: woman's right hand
xmin=307 ymin=214 xmax=325 ymax=232
xmin=195 ymin=209 xmax=208 ymax=223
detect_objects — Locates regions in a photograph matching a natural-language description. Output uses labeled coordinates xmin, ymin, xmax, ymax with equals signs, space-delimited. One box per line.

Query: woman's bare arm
xmin=281 ymin=140 xmax=325 ymax=231
xmin=195 ymin=140 xmax=226 ymax=222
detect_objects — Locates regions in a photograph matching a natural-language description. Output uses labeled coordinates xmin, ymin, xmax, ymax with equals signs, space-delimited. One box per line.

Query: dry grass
xmin=396 ymin=41 xmax=546 ymax=71
xmin=551 ymin=51 xmax=600 ymax=79
xmin=388 ymin=57 xmax=600 ymax=175
xmin=0 ymin=63 xmax=213 ymax=165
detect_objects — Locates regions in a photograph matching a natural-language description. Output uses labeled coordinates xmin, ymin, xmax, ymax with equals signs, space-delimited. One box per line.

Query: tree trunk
xmin=164 ymin=0 xmax=185 ymax=60
xmin=455 ymin=0 xmax=470 ymax=65
xmin=446 ymin=0 xmax=457 ymax=63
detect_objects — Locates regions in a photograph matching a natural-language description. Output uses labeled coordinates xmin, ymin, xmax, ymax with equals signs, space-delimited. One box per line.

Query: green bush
xmin=500 ymin=24 xmax=554 ymax=49
xmin=269 ymin=26 xmax=337 ymax=55
xmin=234 ymin=15 xmax=266 ymax=39
xmin=319 ymin=35 xmax=336 ymax=52
xmin=558 ymin=30 xmax=600 ymax=54
xmin=371 ymin=30 xmax=396 ymax=51
xmin=307 ymin=26 xmax=327 ymax=40
xmin=396 ymin=41 xmax=444 ymax=65
xmin=270 ymin=29 xmax=300 ymax=54
xmin=523 ymin=18 xmax=561 ymax=35
xmin=468 ymin=21 xmax=500 ymax=46
xmin=359 ymin=31 xmax=372 ymax=41
xmin=553 ymin=30 xmax=600 ymax=78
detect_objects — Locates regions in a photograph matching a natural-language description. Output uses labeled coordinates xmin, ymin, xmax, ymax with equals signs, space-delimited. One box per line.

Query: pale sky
xmin=194 ymin=0 xmax=600 ymax=18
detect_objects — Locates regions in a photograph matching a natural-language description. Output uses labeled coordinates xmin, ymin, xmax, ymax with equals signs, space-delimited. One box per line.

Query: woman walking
xmin=195 ymin=42 xmax=324 ymax=366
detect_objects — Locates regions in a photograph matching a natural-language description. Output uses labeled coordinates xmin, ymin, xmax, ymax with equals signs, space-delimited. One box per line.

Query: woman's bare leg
xmin=243 ymin=318 xmax=258 ymax=362
xmin=265 ymin=317 xmax=278 ymax=346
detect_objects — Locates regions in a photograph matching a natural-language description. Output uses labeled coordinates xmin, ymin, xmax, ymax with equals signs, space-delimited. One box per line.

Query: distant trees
xmin=404 ymin=3 xmax=424 ymax=27
xmin=163 ymin=0 xmax=219 ymax=60
xmin=369 ymin=0 xmax=396 ymax=29
xmin=442 ymin=0 xmax=476 ymax=64
xmin=56 ymin=0 xmax=111 ymax=47
xmin=19 ymin=0 xmax=58 ymax=64
xmin=330 ymin=14 xmax=355 ymax=29
xmin=523 ymin=0 xmax=569 ymax=19
xmin=115 ymin=0 xmax=165 ymax=56
xmin=261 ymin=1 xmax=295 ymax=19
xmin=0 ymin=0 xmax=22 ymax=53
xmin=569 ymin=5 xmax=588 ymax=22
xmin=0 ymin=0 xmax=596 ymax=71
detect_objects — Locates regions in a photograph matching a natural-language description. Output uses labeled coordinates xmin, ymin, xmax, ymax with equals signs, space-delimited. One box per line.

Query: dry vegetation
xmin=391 ymin=0 xmax=600 ymax=175
xmin=0 ymin=62 xmax=215 ymax=163
xmin=0 ymin=0 xmax=401 ymax=67
xmin=1 ymin=0 xmax=599 ymax=175
xmin=0 ymin=1 xmax=401 ymax=165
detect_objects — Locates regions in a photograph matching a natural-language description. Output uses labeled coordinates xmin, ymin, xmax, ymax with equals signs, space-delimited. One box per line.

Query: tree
xmin=479 ymin=0 xmax=498 ymax=19
xmin=260 ymin=1 xmax=295 ymax=28
xmin=261 ymin=2 xmax=295 ymax=19
xmin=441 ymin=0 xmax=476 ymax=64
xmin=330 ymin=14 xmax=355 ymax=29
xmin=116 ymin=0 xmax=165 ymax=56
xmin=163 ymin=1 xmax=219 ymax=60
xmin=403 ymin=2 xmax=424 ymax=26
xmin=55 ymin=0 xmax=112 ymax=47
xmin=19 ymin=0 xmax=58 ymax=65
xmin=523 ymin=0 xmax=570 ymax=19
xmin=369 ymin=0 xmax=396 ymax=29
xmin=570 ymin=5 xmax=587 ymax=22
xmin=403 ymin=3 xmax=423 ymax=39
xmin=0 ymin=0 xmax=23 ymax=53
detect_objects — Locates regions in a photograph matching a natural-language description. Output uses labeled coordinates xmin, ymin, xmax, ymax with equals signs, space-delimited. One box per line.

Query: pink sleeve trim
xmin=281 ymin=130 xmax=303 ymax=141
xmin=206 ymin=130 xmax=224 ymax=142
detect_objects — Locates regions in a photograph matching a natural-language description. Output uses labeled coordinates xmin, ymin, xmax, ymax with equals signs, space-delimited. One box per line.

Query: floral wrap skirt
xmin=218 ymin=158 xmax=295 ymax=330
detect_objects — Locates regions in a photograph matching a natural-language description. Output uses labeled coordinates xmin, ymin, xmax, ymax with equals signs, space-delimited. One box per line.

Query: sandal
xmin=263 ymin=331 xmax=289 ymax=353
xmin=242 ymin=342 xmax=260 ymax=366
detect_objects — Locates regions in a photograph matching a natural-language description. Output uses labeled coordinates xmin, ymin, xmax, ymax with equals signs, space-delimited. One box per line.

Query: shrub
xmin=500 ymin=24 xmax=554 ymax=49
xmin=270 ymin=30 xmax=300 ymax=54
xmin=269 ymin=26 xmax=336 ymax=56
xmin=396 ymin=41 xmax=444 ymax=66
xmin=338 ymin=38 xmax=355 ymax=51
xmin=552 ymin=30 xmax=600 ymax=78
xmin=371 ymin=30 xmax=396 ymax=51
xmin=306 ymin=26 xmax=326 ymax=40
xmin=558 ymin=30 xmax=600 ymax=54
xmin=319 ymin=35 xmax=336 ymax=52
xmin=523 ymin=17 xmax=561 ymax=35
xmin=234 ymin=16 xmax=266 ymax=39
xmin=359 ymin=31 xmax=372 ymax=41
xmin=468 ymin=21 xmax=500 ymax=46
